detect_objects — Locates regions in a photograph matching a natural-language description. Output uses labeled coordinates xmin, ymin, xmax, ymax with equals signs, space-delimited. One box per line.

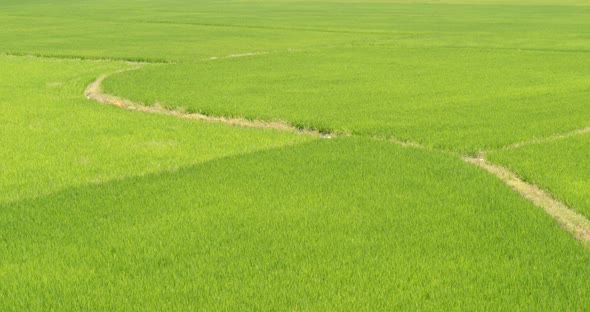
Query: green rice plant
xmin=0 ymin=56 xmax=312 ymax=205
xmin=104 ymin=46 xmax=590 ymax=153
xmin=1 ymin=0 xmax=590 ymax=309
xmin=1 ymin=0 xmax=589 ymax=62
xmin=2 ymin=138 xmax=590 ymax=310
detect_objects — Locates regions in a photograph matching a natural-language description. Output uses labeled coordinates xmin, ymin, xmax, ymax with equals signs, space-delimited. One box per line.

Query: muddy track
xmin=84 ymin=56 xmax=590 ymax=248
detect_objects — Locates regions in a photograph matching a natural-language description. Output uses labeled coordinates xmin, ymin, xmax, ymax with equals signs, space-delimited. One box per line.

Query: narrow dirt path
xmin=84 ymin=67 xmax=341 ymax=138
xmin=466 ymin=156 xmax=590 ymax=247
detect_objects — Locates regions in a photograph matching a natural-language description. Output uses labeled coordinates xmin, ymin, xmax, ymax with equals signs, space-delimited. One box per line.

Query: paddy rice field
xmin=1 ymin=0 xmax=589 ymax=309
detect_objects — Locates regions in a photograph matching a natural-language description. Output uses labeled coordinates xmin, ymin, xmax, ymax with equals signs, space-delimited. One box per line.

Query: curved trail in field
xmin=84 ymin=55 xmax=590 ymax=248
xmin=84 ymin=67 xmax=339 ymax=139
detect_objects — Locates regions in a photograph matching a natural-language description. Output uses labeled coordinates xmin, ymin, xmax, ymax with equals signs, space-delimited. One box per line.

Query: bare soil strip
xmin=84 ymin=69 xmax=341 ymax=138
xmin=466 ymin=156 xmax=590 ymax=248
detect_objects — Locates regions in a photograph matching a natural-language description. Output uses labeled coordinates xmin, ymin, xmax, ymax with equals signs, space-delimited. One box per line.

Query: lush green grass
xmin=0 ymin=16 xmax=355 ymax=63
xmin=104 ymin=46 xmax=590 ymax=152
xmin=11 ymin=0 xmax=582 ymax=153
xmin=488 ymin=133 xmax=590 ymax=219
xmin=3 ymin=138 xmax=590 ymax=310
xmin=1 ymin=0 xmax=589 ymax=62
xmin=0 ymin=56 xmax=313 ymax=205
xmin=2 ymin=0 xmax=590 ymax=309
